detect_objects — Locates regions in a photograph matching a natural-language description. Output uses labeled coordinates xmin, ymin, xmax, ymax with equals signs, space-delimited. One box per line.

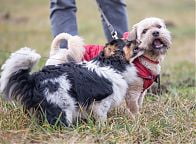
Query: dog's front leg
xmin=92 ymin=101 xmax=111 ymax=123
xmin=65 ymin=111 xmax=73 ymax=126
xmin=125 ymin=84 xmax=143 ymax=118
xmin=125 ymin=92 xmax=140 ymax=117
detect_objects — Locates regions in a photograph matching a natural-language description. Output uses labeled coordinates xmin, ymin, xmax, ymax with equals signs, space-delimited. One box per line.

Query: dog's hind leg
xmin=64 ymin=109 xmax=74 ymax=126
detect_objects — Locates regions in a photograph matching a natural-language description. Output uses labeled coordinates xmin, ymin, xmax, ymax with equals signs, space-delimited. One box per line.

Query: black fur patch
xmin=5 ymin=63 xmax=114 ymax=124
xmin=3 ymin=39 xmax=130 ymax=126
xmin=61 ymin=63 xmax=113 ymax=106
xmin=34 ymin=63 xmax=113 ymax=107
xmin=94 ymin=39 xmax=129 ymax=72
xmin=6 ymin=69 xmax=68 ymax=126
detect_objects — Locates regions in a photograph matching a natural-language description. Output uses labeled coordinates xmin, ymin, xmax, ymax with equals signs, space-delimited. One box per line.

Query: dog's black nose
xmin=152 ymin=31 xmax=159 ymax=37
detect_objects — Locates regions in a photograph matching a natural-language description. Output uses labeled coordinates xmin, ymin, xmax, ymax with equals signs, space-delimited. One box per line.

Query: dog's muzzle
xmin=152 ymin=39 xmax=165 ymax=49
xmin=150 ymin=37 xmax=169 ymax=55
xmin=151 ymin=30 xmax=169 ymax=50
xmin=152 ymin=31 xmax=160 ymax=37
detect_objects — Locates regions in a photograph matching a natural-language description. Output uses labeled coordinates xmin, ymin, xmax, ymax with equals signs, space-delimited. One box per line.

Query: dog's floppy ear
xmin=128 ymin=25 xmax=137 ymax=41
xmin=128 ymin=25 xmax=141 ymax=46
xmin=123 ymin=42 xmax=133 ymax=62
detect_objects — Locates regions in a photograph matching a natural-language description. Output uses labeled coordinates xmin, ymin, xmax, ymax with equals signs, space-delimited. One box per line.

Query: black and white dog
xmin=0 ymin=39 xmax=142 ymax=126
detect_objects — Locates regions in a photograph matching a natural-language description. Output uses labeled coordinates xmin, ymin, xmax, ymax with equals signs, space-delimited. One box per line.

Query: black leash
xmin=96 ymin=1 xmax=118 ymax=40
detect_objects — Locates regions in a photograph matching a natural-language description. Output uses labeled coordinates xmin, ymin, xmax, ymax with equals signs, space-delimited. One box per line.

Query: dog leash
xmin=96 ymin=0 xmax=118 ymax=40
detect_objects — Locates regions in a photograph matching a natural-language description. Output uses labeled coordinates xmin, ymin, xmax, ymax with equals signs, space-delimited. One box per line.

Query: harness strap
xmin=133 ymin=57 xmax=159 ymax=92
xmin=96 ymin=0 xmax=118 ymax=40
xmin=141 ymin=55 xmax=159 ymax=64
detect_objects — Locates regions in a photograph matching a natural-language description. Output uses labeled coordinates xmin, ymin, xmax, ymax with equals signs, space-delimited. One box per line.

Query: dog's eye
xmin=157 ymin=25 xmax=162 ymax=29
xmin=142 ymin=29 xmax=148 ymax=34
xmin=133 ymin=47 xmax=139 ymax=52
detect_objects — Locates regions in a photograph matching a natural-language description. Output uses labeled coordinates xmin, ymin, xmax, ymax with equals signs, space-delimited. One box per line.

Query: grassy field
xmin=0 ymin=0 xmax=195 ymax=143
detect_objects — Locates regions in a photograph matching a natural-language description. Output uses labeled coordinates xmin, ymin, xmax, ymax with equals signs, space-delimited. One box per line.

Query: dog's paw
xmin=124 ymin=108 xmax=141 ymax=120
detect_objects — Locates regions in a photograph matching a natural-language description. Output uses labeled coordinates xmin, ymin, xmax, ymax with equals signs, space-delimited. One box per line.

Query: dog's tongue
xmin=153 ymin=39 xmax=163 ymax=48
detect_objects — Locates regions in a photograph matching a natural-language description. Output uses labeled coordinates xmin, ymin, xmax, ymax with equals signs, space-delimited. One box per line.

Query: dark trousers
xmin=50 ymin=0 xmax=128 ymax=47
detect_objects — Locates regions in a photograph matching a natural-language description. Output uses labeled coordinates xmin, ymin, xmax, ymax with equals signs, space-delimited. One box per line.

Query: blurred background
xmin=0 ymin=0 xmax=195 ymax=143
xmin=0 ymin=0 xmax=195 ymax=90
xmin=0 ymin=0 xmax=194 ymax=66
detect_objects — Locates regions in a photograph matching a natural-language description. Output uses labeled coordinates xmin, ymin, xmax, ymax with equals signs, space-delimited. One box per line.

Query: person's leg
xmin=50 ymin=0 xmax=78 ymax=47
xmin=96 ymin=0 xmax=129 ymax=42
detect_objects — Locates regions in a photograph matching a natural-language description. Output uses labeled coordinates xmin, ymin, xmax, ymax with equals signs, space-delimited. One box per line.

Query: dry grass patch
xmin=0 ymin=0 xmax=195 ymax=143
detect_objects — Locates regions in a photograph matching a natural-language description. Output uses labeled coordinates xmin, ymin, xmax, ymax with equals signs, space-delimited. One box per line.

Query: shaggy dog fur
xmin=125 ymin=17 xmax=171 ymax=116
xmin=45 ymin=33 xmax=85 ymax=65
xmin=0 ymin=39 xmax=142 ymax=126
xmin=50 ymin=17 xmax=172 ymax=118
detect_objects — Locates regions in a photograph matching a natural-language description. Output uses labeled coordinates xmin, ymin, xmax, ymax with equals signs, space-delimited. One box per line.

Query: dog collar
xmin=141 ymin=55 xmax=159 ymax=64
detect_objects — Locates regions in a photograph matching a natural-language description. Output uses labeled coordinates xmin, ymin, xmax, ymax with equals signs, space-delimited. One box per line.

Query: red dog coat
xmin=132 ymin=57 xmax=158 ymax=91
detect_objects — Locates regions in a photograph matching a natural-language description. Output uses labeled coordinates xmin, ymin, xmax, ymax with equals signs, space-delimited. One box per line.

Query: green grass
xmin=0 ymin=0 xmax=195 ymax=143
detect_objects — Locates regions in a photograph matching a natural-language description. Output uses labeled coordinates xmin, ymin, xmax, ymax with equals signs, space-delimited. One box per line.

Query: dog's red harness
xmin=133 ymin=56 xmax=159 ymax=91
xmin=83 ymin=32 xmax=159 ymax=91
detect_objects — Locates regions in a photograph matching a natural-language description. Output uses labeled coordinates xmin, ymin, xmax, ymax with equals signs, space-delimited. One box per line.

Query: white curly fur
xmin=125 ymin=17 xmax=171 ymax=117
xmin=45 ymin=33 xmax=85 ymax=65
xmin=0 ymin=47 xmax=41 ymax=96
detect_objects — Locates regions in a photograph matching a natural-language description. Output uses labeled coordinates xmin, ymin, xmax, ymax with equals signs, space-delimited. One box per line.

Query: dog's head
xmin=103 ymin=39 xmax=144 ymax=63
xmin=129 ymin=17 xmax=171 ymax=58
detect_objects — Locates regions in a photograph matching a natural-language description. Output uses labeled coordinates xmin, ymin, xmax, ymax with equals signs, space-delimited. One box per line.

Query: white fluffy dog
xmin=125 ymin=17 xmax=171 ymax=116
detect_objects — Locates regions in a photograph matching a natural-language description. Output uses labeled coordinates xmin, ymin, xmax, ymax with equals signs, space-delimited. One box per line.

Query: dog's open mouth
xmin=152 ymin=39 xmax=165 ymax=49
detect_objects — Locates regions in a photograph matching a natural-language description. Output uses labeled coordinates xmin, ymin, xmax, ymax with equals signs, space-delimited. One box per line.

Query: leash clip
xmin=96 ymin=1 xmax=118 ymax=40
xmin=112 ymin=31 xmax=118 ymax=40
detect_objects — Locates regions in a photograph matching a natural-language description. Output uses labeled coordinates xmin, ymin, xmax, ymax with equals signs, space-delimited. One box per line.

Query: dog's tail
xmin=0 ymin=47 xmax=41 ymax=107
xmin=50 ymin=33 xmax=85 ymax=62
